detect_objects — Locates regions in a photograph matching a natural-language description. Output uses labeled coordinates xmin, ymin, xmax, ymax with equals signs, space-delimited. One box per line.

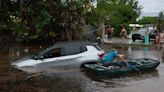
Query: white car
xmin=11 ymin=41 xmax=104 ymax=68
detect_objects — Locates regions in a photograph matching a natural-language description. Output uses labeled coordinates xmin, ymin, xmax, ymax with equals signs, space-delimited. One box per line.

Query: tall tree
xmin=10 ymin=0 xmax=95 ymax=42
xmin=95 ymin=0 xmax=142 ymax=36
xmin=138 ymin=16 xmax=158 ymax=24
xmin=9 ymin=0 xmax=142 ymax=42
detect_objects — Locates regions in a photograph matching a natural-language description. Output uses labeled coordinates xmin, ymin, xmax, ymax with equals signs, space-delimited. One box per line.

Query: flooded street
xmin=0 ymin=42 xmax=164 ymax=92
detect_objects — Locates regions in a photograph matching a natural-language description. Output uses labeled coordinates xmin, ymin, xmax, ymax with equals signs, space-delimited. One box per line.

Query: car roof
xmin=38 ymin=41 xmax=98 ymax=55
xmin=54 ymin=41 xmax=98 ymax=47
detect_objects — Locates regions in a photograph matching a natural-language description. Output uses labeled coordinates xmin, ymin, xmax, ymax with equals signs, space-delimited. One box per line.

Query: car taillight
xmin=98 ymin=53 xmax=104 ymax=60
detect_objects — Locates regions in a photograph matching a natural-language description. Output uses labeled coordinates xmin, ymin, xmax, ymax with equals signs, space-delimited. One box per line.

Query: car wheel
xmin=132 ymin=39 xmax=135 ymax=42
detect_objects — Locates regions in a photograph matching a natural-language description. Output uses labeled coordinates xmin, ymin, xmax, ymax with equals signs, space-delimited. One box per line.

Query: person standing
xmin=144 ymin=29 xmax=149 ymax=45
xmin=120 ymin=26 xmax=127 ymax=42
xmin=107 ymin=25 xmax=114 ymax=42
xmin=155 ymin=30 xmax=159 ymax=44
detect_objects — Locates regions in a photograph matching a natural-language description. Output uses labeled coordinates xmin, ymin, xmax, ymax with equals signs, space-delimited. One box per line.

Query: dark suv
xmin=132 ymin=28 xmax=157 ymax=42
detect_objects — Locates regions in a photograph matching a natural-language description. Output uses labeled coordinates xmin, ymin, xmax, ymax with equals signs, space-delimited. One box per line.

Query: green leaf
xmin=49 ymin=31 xmax=56 ymax=37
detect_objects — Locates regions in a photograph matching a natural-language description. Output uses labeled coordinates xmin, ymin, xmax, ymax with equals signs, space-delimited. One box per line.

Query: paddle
xmin=97 ymin=64 xmax=113 ymax=70
xmin=127 ymin=64 xmax=141 ymax=74
xmin=122 ymin=59 xmax=142 ymax=74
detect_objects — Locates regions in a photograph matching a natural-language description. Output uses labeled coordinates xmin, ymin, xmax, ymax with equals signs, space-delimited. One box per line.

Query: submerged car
xmin=132 ymin=28 xmax=158 ymax=42
xmin=11 ymin=41 xmax=104 ymax=68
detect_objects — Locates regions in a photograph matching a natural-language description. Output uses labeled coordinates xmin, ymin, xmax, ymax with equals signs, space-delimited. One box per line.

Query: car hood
xmin=11 ymin=55 xmax=35 ymax=67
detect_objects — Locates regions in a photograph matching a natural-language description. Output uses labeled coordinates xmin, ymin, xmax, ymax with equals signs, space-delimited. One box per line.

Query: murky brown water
xmin=0 ymin=42 xmax=164 ymax=92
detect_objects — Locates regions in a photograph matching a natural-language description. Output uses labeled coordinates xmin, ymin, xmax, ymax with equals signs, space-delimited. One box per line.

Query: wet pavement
xmin=101 ymin=36 xmax=155 ymax=45
xmin=0 ymin=42 xmax=164 ymax=92
xmin=102 ymin=32 xmax=164 ymax=45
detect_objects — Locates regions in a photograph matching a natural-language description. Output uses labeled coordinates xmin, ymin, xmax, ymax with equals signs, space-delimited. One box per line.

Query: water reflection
xmin=7 ymin=72 xmax=94 ymax=92
xmin=160 ymin=44 xmax=164 ymax=62
xmin=128 ymin=46 xmax=132 ymax=52
xmin=18 ymin=66 xmax=82 ymax=74
xmin=126 ymin=46 xmax=161 ymax=60
xmin=162 ymin=49 xmax=164 ymax=62
xmin=143 ymin=47 xmax=148 ymax=58
xmin=84 ymin=70 xmax=159 ymax=88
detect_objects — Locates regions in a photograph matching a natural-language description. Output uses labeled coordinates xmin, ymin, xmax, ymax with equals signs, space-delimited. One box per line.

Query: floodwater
xmin=0 ymin=42 xmax=164 ymax=92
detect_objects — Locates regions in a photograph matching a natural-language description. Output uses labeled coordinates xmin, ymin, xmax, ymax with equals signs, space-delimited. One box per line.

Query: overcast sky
xmin=138 ymin=0 xmax=164 ymax=17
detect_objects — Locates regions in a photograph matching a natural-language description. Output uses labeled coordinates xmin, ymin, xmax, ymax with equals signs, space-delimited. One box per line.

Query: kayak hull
xmin=84 ymin=58 xmax=160 ymax=77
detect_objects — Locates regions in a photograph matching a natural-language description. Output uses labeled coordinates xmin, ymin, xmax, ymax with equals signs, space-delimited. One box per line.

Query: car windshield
xmin=137 ymin=28 xmax=147 ymax=34
xmin=136 ymin=28 xmax=155 ymax=34
xmin=31 ymin=47 xmax=51 ymax=60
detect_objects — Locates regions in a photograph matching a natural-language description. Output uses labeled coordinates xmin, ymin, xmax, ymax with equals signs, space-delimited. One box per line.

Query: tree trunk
xmin=20 ymin=0 xmax=24 ymax=12
xmin=98 ymin=23 xmax=105 ymax=40
xmin=0 ymin=0 xmax=1 ymax=10
xmin=65 ymin=28 xmax=72 ymax=41
xmin=162 ymin=23 xmax=164 ymax=32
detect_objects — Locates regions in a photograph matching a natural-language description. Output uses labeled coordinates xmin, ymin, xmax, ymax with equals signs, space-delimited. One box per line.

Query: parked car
xmin=132 ymin=28 xmax=158 ymax=42
xmin=11 ymin=41 xmax=105 ymax=68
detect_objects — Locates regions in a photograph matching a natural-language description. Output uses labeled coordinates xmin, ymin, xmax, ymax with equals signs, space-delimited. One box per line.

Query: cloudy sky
xmin=138 ymin=0 xmax=164 ymax=17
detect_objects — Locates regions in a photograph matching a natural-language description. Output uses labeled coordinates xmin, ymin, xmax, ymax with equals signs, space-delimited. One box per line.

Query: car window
xmin=136 ymin=28 xmax=156 ymax=35
xmin=137 ymin=28 xmax=147 ymax=34
xmin=63 ymin=46 xmax=82 ymax=56
xmin=43 ymin=48 xmax=62 ymax=59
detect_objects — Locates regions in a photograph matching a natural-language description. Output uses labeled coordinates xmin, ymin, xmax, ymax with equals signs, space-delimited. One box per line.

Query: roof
xmin=54 ymin=41 xmax=97 ymax=47
xmin=38 ymin=41 xmax=98 ymax=55
xmin=129 ymin=24 xmax=143 ymax=27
